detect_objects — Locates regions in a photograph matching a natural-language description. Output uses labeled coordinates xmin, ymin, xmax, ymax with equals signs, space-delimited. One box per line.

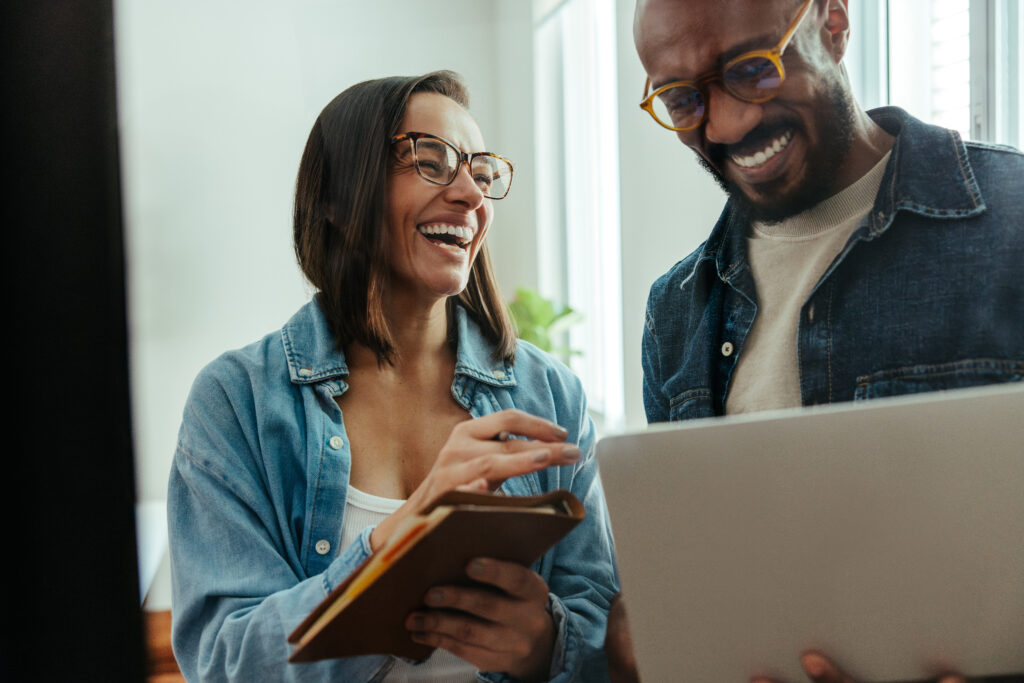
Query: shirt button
xmin=315 ymin=539 xmax=331 ymax=555
xmin=807 ymin=303 xmax=815 ymax=322
xmin=492 ymin=369 xmax=506 ymax=379
xmin=721 ymin=341 xmax=734 ymax=357
xmin=329 ymin=436 xmax=344 ymax=450
xmin=298 ymin=367 xmax=313 ymax=377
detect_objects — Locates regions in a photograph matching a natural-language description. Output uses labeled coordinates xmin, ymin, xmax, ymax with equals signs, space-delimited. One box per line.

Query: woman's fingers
xmin=464 ymin=558 xmax=550 ymax=602
xmin=456 ymin=409 xmax=569 ymax=443
xmin=443 ymin=446 xmax=579 ymax=490
xmin=455 ymin=477 xmax=489 ymax=493
xmin=407 ymin=617 xmax=514 ymax=673
xmin=448 ymin=437 xmax=581 ymax=464
xmin=407 ymin=561 xmax=555 ymax=679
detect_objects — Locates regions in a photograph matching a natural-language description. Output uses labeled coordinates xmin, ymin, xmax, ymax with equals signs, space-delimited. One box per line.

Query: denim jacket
xmin=643 ymin=107 xmax=1024 ymax=423
xmin=168 ymin=300 xmax=619 ymax=682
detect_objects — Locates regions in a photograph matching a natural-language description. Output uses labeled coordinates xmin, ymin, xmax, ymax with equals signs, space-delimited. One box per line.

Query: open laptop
xmin=596 ymin=383 xmax=1024 ymax=682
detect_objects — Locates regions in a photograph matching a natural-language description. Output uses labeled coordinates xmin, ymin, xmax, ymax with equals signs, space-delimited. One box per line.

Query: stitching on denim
xmin=965 ymin=139 xmax=1024 ymax=156
xmin=175 ymin=443 xmax=245 ymax=502
xmin=946 ymin=131 xmax=978 ymax=205
xmin=874 ymin=142 xmax=901 ymax=236
xmin=669 ymin=387 xmax=712 ymax=409
xmin=305 ymin=409 xmax=328 ymax=567
xmin=454 ymin=363 xmax=516 ymax=387
xmin=950 ymin=131 xmax=982 ymax=208
xmin=894 ymin=201 xmax=982 ymax=217
xmin=856 ymin=359 xmax=1024 ymax=388
xmin=281 ymin=326 xmax=349 ymax=383
xmin=280 ymin=328 xmax=297 ymax=375
xmin=677 ymin=257 xmax=707 ymax=291
xmin=825 ymin=282 xmax=834 ymax=403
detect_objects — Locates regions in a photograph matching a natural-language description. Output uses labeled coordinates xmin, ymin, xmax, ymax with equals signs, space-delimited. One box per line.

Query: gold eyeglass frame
xmin=639 ymin=0 xmax=816 ymax=132
xmin=390 ymin=131 xmax=515 ymax=200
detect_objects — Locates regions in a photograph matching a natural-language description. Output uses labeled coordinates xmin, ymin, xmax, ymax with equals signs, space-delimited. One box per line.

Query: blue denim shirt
xmin=643 ymin=107 xmax=1024 ymax=423
xmin=168 ymin=300 xmax=619 ymax=682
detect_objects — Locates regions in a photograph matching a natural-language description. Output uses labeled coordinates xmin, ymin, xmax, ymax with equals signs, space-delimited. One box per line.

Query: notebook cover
xmin=287 ymin=489 xmax=584 ymax=662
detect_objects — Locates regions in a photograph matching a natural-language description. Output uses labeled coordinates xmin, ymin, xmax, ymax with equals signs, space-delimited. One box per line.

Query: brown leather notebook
xmin=287 ymin=489 xmax=585 ymax=663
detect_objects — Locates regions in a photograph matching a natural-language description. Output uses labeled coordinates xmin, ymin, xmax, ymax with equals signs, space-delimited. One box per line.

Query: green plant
xmin=508 ymin=287 xmax=584 ymax=361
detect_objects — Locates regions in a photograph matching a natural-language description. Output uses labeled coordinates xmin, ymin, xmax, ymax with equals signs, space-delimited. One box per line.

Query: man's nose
xmin=702 ymin=83 xmax=763 ymax=146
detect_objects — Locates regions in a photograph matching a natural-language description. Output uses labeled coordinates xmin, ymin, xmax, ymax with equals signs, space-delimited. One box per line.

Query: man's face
xmin=635 ymin=0 xmax=853 ymax=222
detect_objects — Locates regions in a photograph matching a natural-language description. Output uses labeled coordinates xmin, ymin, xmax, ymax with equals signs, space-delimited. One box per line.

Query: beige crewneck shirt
xmin=725 ymin=152 xmax=891 ymax=414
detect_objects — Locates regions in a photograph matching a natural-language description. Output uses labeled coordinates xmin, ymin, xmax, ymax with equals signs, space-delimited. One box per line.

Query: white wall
xmin=119 ymin=0 xmax=728 ymax=610
xmin=613 ymin=0 xmax=725 ymax=430
xmin=116 ymin=0 xmax=536 ymax=610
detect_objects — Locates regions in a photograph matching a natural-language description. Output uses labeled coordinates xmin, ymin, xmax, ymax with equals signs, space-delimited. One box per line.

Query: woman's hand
xmin=369 ymin=409 xmax=581 ymax=551
xmin=406 ymin=557 xmax=556 ymax=682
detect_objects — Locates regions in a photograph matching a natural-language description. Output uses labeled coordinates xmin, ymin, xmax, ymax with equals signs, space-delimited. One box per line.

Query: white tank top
xmin=341 ymin=486 xmax=478 ymax=682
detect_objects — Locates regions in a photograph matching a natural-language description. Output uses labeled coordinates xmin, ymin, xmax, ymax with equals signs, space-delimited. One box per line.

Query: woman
xmin=168 ymin=70 xmax=619 ymax=682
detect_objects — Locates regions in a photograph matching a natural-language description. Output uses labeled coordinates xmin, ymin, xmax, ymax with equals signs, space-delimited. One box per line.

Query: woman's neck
xmin=346 ymin=293 xmax=454 ymax=375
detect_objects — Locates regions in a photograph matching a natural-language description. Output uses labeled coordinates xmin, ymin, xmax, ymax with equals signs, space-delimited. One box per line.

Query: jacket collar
xmin=281 ymin=297 xmax=516 ymax=388
xmin=696 ymin=106 xmax=987 ymax=281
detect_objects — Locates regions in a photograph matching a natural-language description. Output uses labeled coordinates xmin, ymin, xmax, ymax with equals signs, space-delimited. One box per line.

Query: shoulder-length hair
xmin=293 ymin=70 xmax=516 ymax=365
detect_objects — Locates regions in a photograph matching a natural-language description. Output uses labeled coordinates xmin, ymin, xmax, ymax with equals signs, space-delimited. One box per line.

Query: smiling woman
xmin=166 ymin=71 xmax=619 ymax=682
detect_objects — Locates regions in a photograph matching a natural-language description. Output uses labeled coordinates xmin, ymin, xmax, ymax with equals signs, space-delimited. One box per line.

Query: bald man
xmin=629 ymin=0 xmax=1024 ymax=681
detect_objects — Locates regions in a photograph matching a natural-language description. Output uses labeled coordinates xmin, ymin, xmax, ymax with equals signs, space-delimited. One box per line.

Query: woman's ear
xmin=824 ymin=0 xmax=851 ymax=63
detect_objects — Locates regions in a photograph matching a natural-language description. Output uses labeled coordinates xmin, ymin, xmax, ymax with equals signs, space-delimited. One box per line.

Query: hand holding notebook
xmin=287 ymin=488 xmax=585 ymax=664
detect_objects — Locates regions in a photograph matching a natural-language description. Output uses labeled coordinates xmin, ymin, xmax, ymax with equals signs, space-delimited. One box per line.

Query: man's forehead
xmin=635 ymin=0 xmax=793 ymax=84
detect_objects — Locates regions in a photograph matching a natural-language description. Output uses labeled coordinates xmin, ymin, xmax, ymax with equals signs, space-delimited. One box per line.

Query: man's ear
xmin=824 ymin=0 xmax=851 ymax=63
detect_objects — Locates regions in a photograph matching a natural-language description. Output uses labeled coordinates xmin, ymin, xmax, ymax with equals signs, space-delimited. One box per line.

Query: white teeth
xmin=417 ymin=223 xmax=475 ymax=246
xmin=732 ymin=131 xmax=793 ymax=169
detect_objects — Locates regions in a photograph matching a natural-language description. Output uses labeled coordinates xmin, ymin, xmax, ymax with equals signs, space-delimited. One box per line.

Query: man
xmin=631 ymin=0 xmax=1024 ymax=680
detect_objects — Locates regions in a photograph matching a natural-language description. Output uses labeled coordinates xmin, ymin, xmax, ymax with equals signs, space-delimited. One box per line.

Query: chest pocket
xmin=854 ymin=358 xmax=1024 ymax=400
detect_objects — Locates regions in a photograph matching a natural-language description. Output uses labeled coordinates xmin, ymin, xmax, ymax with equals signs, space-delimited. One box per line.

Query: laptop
xmin=596 ymin=383 xmax=1024 ymax=682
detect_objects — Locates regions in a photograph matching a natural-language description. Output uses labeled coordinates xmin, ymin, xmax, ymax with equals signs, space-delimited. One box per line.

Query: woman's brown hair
xmin=293 ymin=70 xmax=516 ymax=364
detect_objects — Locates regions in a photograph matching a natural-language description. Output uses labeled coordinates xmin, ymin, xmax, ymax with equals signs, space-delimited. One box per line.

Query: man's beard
xmin=697 ymin=80 xmax=855 ymax=224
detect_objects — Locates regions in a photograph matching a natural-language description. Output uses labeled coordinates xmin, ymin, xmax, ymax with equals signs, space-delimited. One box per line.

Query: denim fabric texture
xmin=643 ymin=107 xmax=1024 ymax=422
xmin=168 ymin=300 xmax=619 ymax=682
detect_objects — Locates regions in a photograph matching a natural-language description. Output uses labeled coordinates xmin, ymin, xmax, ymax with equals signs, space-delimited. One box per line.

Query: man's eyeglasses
xmin=390 ymin=132 xmax=514 ymax=200
xmin=639 ymin=0 xmax=815 ymax=132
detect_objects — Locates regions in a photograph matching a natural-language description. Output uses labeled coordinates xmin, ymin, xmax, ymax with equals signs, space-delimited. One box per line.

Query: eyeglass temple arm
xmin=777 ymin=0 xmax=816 ymax=55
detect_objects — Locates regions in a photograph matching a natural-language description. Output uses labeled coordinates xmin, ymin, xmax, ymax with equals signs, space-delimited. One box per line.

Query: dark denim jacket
xmin=642 ymin=107 xmax=1024 ymax=423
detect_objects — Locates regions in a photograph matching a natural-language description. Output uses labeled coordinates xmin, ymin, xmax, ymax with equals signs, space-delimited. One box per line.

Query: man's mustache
xmin=704 ymin=120 xmax=801 ymax=168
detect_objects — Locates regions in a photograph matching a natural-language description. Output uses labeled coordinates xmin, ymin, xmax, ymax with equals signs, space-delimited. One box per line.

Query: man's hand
xmin=750 ymin=651 xmax=966 ymax=683
xmin=405 ymin=557 xmax=556 ymax=682
xmin=605 ymin=593 xmax=640 ymax=683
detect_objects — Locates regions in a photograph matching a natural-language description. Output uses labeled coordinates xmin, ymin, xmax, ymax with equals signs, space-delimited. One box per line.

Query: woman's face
xmin=385 ymin=92 xmax=493 ymax=305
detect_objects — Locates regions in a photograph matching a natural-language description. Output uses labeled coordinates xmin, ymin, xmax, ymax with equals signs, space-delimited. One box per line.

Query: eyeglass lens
xmin=414 ymin=137 xmax=512 ymax=199
xmin=652 ymin=55 xmax=783 ymax=130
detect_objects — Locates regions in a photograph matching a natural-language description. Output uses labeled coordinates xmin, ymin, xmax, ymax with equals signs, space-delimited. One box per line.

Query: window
xmin=534 ymin=0 xmax=624 ymax=432
xmin=849 ymin=0 xmax=1022 ymax=146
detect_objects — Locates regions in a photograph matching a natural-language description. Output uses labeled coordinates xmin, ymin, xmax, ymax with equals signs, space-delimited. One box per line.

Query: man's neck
xmin=832 ymin=106 xmax=895 ymax=196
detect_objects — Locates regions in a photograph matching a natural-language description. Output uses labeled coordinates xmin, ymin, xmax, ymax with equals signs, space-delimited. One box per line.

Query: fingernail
xmin=561 ymin=444 xmax=581 ymax=460
xmin=407 ymin=615 xmax=426 ymax=630
xmin=467 ymin=558 xmax=487 ymax=578
xmin=532 ymin=450 xmax=550 ymax=463
xmin=425 ymin=588 xmax=444 ymax=605
xmin=550 ymin=423 xmax=568 ymax=438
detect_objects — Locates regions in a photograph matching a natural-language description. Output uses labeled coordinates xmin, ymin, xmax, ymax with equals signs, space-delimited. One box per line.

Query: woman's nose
xmin=444 ymin=160 xmax=486 ymax=207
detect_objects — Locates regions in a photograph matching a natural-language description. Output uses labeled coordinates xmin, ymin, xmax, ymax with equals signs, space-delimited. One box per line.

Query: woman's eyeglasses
xmin=390 ymin=132 xmax=514 ymax=200
xmin=639 ymin=0 xmax=815 ymax=132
